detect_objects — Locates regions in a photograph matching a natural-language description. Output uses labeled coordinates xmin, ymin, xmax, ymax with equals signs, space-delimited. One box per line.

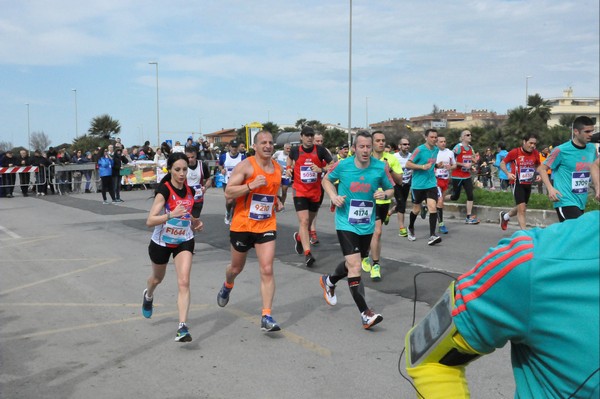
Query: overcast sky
xmin=1 ymin=0 xmax=598 ymax=148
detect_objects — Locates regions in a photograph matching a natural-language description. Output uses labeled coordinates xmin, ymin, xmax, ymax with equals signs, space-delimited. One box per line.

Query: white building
xmin=547 ymin=88 xmax=600 ymax=128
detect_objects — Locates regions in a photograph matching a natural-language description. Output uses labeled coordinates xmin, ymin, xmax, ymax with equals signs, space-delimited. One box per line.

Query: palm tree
xmin=527 ymin=93 xmax=552 ymax=122
xmin=88 ymin=114 xmax=121 ymax=139
xmin=505 ymin=106 xmax=531 ymax=137
xmin=559 ymin=114 xmax=577 ymax=128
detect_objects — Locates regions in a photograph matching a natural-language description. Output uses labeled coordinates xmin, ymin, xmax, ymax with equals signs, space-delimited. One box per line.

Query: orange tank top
xmin=230 ymin=157 xmax=281 ymax=233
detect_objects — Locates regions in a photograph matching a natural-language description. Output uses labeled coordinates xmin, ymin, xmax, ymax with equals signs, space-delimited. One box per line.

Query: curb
xmin=443 ymin=202 xmax=558 ymax=227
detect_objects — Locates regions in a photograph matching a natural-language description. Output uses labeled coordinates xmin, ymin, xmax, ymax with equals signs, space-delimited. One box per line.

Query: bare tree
xmin=0 ymin=141 xmax=14 ymax=152
xmin=30 ymin=131 xmax=52 ymax=151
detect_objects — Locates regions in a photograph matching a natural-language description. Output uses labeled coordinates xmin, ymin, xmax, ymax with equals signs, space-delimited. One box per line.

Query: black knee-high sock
xmin=437 ymin=207 xmax=443 ymax=223
xmin=329 ymin=261 xmax=348 ymax=285
xmin=409 ymin=211 xmax=418 ymax=229
xmin=348 ymin=276 xmax=368 ymax=313
xmin=429 ymin=212 xmax=438 ymax=236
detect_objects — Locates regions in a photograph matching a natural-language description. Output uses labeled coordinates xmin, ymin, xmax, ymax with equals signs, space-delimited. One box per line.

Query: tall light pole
xmin=149 ymin=62 xmax=160 ymax=147
xmin=525 ymin=75 xmax=533 ymax=106
xmin=347 ymin=0 xmax=353 ymax=145
xmin=26 ymin=103 xmax=30 ymax=154
xmin=71 ymin=89 xmax=78 ymax=138
xmin=365 ymin=96 xmax=369 ymax=129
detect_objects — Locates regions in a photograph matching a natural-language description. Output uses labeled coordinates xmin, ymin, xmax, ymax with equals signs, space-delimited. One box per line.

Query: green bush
xmin=451 ymin=188 xmax=600 ymax=212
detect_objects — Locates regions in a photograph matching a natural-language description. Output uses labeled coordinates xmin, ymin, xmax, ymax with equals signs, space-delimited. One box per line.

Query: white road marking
xmin=0 ymin=225 xmax=21 ymax=239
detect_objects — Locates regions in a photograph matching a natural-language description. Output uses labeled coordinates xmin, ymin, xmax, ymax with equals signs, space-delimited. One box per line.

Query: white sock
xmin=145 ymin=293 xmax=153 ymax=301
xmin=504 ymin=213 xmax=510 ymax=221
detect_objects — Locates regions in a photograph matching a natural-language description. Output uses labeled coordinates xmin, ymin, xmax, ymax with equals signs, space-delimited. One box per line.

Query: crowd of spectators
xmin=0 ymin=136 xmax=226 ymax=198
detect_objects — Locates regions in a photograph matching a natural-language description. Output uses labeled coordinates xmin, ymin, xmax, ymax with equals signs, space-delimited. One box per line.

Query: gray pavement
xmin=0 ymin=188 xmax=517 ymax=398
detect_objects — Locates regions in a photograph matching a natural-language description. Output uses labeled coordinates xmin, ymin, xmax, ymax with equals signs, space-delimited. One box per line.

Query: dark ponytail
xmin=154 ymin=152 xmax=189 ymax=195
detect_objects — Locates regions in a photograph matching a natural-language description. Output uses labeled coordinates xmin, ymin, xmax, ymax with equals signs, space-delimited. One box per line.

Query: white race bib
xmin=161 ymin=218 xmax=191 ymax=245
xmin=249 ymin=194 xmax=275 ymax=220
xmin=461 ymin=156 xmax=472 ymax=172
xmin=300 ymin=166 xmax=317 ymax=183
xmin=348 ymin=199 xmax=374 ymax=225
xmin=435 ymin=168 xmax=449 ymax=179
xmin=519 ymin=167 xmax=535 ymax=183
xmin=571 ymin=171 xmax=590 ymax=194
xmin=192 ymin=184 xmax=203 ymax=201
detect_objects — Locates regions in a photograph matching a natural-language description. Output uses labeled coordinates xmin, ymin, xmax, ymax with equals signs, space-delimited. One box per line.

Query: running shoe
xmin=383 ymin=214 xmax=390 ymax=225
xmin=111 ymin=200 xmax=119 ymax=204
xmin=305 ymin=253 xmax=316 ymax=268
xmin=330 ymin=202 xmax=336 ymax=212
xmin=361 ymin=309 xmax=383 ymax=330
xmin=370 ymin=263 xmax=381 ymax=281
xmin=217 ymin=283 xmax=231 ymax=307
xmin=439 ymin=222 xmax=449 ymax=234
xmin=102 ymin=200 xmax=109 ymax=205
xmin=499 ymin=211 xmax=509 ymax=230
xmin=293 ymin=232 xmax=303 ymax=255
xmin=309 ymin=231 xmax=320 ymax=245
xmin=361 ymin=257 xmax=372 ymax=273
xmin=175 ymin=323 xmax=192 ymax=342
xmin=142 ymin=289 xmax=153 ymax=318
xmin=398 ymin=227 xmax=408 ymax=237
xmin=261 ymin=315 xmax=281 ymax=332
xmin=224 ymin=212 xmax=231 ymax=225
xmin=428 ymin=235 xmax=442 ymax=246
xmin=319 ymin=275 xmax=337 ymax=306
xmin=465 ymin=215 xmax=480 ymax=224
xmin=407 ymin=227 xmax=416 ymax=241
xmin=420 ymin=203 xmax=428 ymax=219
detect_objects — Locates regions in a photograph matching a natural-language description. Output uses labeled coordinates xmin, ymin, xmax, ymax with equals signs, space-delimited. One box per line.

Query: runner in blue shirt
xmin=405 ymin=129 xmax=442 ymax=245
xmin=538 ymin=115 xmax=599 ymax=221
xmin=319 ymin=131 xmax=394 ymax=329
xmin=406 ymin=211 xmax=599 ymax=398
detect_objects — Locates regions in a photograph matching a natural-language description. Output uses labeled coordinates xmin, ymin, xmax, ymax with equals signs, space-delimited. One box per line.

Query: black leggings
xmin=450 ymin=178 xmax=474 ymax=201
xmin=394 ymin=184 xmax=411 ymax=213
xmin=101 ymin=176 xmax=115 ymax=201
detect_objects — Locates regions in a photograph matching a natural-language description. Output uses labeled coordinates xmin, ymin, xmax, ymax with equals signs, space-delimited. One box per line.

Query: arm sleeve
xmin=381 ymin=164 xmax=395 ymax=190
xmin=319 ymin=146 xmax=333 ymax=164
xmin=452 ymin=230 xmax=534 ymax=353
xmin=503 ymin=148 xmax=517 ymax=164
xmin=326 ymin=161 xmax=341 ymax=181
xmin=544 ymin=147 xmax=561 ymax=169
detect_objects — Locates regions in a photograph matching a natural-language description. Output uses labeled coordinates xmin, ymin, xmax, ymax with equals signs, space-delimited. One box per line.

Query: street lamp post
xmin=26 ymin=103 xmax=30 ymax=154
xmin=365 ymin=96 xmax=369 ymax=129
xmin=149 ymin=62 xmax=160 ymax=147
xmin=347 ymin=0 xmax=353 ymax=145
xmin=525 ymin=75 xmax=533 ymax=106
xmin=71 ymin=89 xmax=78 ymax=138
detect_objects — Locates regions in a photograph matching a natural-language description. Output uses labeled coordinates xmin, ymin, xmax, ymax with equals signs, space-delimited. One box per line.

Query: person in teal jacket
xmin=406 ymin=211 xmax=599 ymax=398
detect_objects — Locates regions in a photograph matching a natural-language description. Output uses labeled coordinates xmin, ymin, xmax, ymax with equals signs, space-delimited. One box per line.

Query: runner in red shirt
xmin=286 ymin=126 xmax=333 ymax=267
xmin=499 ymin=133 xmax=541 ymax=230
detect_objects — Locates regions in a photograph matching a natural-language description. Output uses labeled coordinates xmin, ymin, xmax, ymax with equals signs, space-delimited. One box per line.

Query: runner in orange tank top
xmin=216 ymin=130 xmax=285 ymax=332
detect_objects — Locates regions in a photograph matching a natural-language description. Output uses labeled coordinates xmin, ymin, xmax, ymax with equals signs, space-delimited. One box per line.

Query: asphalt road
xmin=0 ymin=188 xmax=517 ymax=398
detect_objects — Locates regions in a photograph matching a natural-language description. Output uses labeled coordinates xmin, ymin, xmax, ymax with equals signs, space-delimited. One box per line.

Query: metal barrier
xmin=0 ymin=166 xmax=48 ymax=197
xmin=48 ymin=163 xmax=99 ymax=195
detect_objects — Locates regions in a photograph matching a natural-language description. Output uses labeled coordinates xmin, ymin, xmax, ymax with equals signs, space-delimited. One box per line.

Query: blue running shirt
xmin=409 ymin=144 xmax=439 ymax=190
xmin=544 ymin=141 xmax=598 ymax=210
xmin=326 ymin=156 xmax=394 ymax=235
xmin=453 ymin=211 xmax=599 ymax=398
